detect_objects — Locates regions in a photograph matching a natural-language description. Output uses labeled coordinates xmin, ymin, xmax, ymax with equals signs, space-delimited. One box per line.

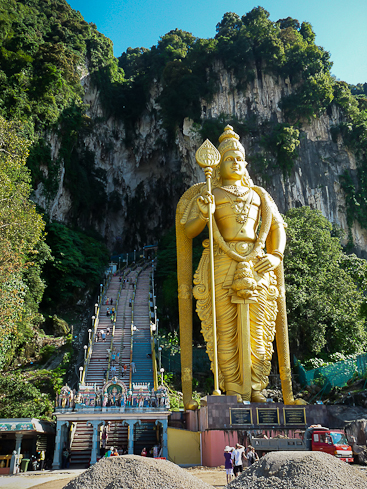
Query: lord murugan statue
xmin=176 ymin=125 xmax=304 ymax=410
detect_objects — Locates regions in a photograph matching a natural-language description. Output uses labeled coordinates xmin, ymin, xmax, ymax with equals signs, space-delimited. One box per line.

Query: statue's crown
xmin=218 ymin=125 xmax=245 ymax=159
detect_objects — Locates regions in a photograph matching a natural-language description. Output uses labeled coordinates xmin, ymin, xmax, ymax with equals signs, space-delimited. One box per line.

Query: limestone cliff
xmin=37 ymin=64 xmax=366 ymax=256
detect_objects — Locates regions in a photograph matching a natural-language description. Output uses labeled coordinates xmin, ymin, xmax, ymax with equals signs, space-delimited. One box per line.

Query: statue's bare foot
xmin=251 ymin=391 xmax=266 ymax=402
xmin=185 ymin=399 xmax=199 ymax=410
xmin=293 ymin=398 xmax=307 ymax=405
xmin=284 ymin=397 xmax=307 ymax=405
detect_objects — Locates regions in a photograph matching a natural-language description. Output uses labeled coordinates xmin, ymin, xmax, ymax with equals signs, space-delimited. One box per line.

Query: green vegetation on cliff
xmin=0 ymin=116 xmax=47 ymax=369
xmin=1 ymin=2 xmax=365 ymax=228
xmin=0 ymin=116 xmax=108 ymax=421
xmin=0 ymin=0 xmax=120 ymax=129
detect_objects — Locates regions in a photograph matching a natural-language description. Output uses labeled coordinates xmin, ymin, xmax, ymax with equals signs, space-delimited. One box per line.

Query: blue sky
xmin=67 ymin=0 xmax=366 ymax=85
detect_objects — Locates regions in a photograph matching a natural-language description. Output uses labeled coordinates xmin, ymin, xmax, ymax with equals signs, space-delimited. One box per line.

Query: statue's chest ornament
xmin=221 ymin=186 xmax=254 ymax=224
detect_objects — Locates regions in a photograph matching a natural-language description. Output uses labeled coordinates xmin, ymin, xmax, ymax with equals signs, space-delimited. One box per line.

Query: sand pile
xmin=227 ymin=451 xmax=367 ymax=489
xmin=62 ymin=455 xmax=215 ymax=489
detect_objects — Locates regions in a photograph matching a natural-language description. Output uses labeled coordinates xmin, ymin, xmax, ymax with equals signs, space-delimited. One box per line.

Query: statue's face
xmin=220 ymin=150 xmax=246 ymax=180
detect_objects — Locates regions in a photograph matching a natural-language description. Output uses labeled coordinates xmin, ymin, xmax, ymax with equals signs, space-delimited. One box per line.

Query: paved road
xmin=0 ymin=469 xmax=86 ymax=489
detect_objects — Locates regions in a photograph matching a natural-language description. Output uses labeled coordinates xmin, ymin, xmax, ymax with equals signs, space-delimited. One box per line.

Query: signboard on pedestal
xmin=229 ymin=408 xmax=253 ymax=426
xmin=256 ymin=408 xmax=280 ymax=425
xmin=283 ymin=408 xmax=307 ymax=425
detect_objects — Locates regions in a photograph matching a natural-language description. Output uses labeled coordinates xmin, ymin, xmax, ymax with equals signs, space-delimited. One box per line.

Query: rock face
xmin=37 ymin=64 xmax=366 ymax=255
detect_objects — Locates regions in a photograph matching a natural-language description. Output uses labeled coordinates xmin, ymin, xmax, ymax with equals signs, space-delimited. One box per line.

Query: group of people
xmin=141 ymin=445 xmax=162 ymax=457
xmin=102 ymin=446 xmax=127 ymax=457
xmin=29 ymin=450 xmax=46 ymax=471
xmin=106 ymin=307 xmax=116 ymax=321
xmin=96 ymin=329 xmax=108 ymax=342
xmin=224 ymin=443 xmax=259 ymax=483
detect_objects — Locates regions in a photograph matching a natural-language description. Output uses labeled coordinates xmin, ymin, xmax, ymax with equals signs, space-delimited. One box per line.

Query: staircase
xmin=85 ymin=270 xmax=138 ymax=387
xmin=106 ymin=421 xmax=128 ymax=452
xmin=69 ymin=422 xmax=93 ymax=467
xmin=69 ymin=265 xmax=156 ymax=467
xmin=134 ymin=421 xmax=158 ymax=455
xmin=131 ymin=269 xmax=154 ymax=386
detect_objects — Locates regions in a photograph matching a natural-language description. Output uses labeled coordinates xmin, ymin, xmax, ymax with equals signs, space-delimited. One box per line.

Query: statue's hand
xmin=254 ymin=254 xmax=281 ymax=274
xmin=197 ymin=191 xmax=215 ymax=218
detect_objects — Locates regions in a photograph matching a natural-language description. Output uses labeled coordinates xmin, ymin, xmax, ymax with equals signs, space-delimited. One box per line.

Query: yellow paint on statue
xmin=176 ymin=125 xmax=306 ymax=410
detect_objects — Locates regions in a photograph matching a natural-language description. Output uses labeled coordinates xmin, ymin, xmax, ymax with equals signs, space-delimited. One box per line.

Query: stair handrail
xmin=118 ymin=273 xmax=132 ymax=379
xmin=69 ymin=422 xmax=77 ymax=448
xmin=149 ymin=268 xmax=159 ymax=391
xmin=129 ymin=266 xmax=145 ymax=390
xmin=83 ymin=266 xmax=122 ymax=384
xmin=105 ymin=267 xmax=133 ymax=381
xmin=82 ymin=309 xmax=99 ymax=385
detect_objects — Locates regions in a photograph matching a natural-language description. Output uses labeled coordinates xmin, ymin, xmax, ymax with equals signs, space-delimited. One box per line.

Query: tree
xmin=215 ymin=12 xmax=242 ymax=39
xmin=284 ymin=207 xmax=367 ymax=359
xmin=0 ymin=373 xmax=54 ymax=419
xmin=0 ymin=116 xmax=46 ymax=367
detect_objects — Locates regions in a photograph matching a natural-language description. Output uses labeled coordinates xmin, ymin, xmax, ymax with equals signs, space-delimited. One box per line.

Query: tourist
xmin=107 ymin=327 xmax=110 ymax=336
xmin=37 ymin=450 xmax=45 ymax=471
xmin=224 ymin=446 xmax=234 ymax=483
xmin=153 ymin=445 xmax=162 ymax=458
xmin=110 ymin=298 xmax=113 ymax=305
xmin=131 ymin=361 xmax=136 ymax=373
xmin=104 ymin=447 xmax=113 ymax=457
xmin=129 ymin=298 xmax=132 ymax=307
xmin=102 ymin=331 xmax=106 ymax=341
xmin=106 ymin=308 xmax=110 ymax=316
xmin=111 ymin=352 xmax=116 ymax=365
xmin=111 ymin=447 xmax=119 ymax=456
xmin=247 ymin=446 xmax=259 ymax=466
xmin=141 ymin=447 xmax=147 ymax=457
xmin=30 ymin=454 xmax=38 ymax=471
xmin=62 ymin=446 xmax=69 ymax=469
xmin=231 ymin=443 xmax=246 ymax=478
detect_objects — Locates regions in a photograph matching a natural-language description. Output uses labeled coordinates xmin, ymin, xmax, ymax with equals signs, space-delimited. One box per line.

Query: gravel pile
xmin=62 ymin=455 xmax=215 ymax=489
xmin=227 ymin=451 xmax=367 ymax=489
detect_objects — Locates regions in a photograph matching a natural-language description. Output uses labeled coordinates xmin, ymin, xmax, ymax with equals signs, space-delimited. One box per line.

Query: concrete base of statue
xmin=194 ymin=395 xmax=330 ymax=431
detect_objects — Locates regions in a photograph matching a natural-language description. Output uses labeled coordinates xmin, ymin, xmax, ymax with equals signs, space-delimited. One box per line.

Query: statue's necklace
xmin=221 ymin=185 xmax=249 ymax=197
xmin=222 ymin=186 xmax=254 ymax=224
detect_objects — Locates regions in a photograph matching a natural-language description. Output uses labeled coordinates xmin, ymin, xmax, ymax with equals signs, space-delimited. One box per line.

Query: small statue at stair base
xmin=102 ymin=393 xmax=108 ymax=407
xmin=58 ymin=385 xmax=73 ymax=408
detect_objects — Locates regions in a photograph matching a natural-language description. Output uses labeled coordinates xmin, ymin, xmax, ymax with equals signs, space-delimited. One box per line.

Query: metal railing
xmin=81 ymin=265 xmax=126 ymax=384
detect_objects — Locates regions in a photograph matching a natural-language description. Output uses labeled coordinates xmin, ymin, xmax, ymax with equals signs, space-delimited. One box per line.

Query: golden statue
xmin=176 ymin=125 xmax=305 ymax=410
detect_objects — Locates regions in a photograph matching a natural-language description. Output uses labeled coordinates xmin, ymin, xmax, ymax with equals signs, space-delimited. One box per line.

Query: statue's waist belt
xmin=215 ymin=240 xmax=255 ymax=257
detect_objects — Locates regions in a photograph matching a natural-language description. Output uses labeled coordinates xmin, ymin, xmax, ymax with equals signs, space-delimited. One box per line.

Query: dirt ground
xmin=5 ymin=464 xmax=367 ymax=489
xmin=0 ymin=466 xmax=228 ymax=489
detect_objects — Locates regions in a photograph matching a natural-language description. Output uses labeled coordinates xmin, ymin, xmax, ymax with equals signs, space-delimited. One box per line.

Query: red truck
xmin=250 ymin=425 xmax=353 ymax=463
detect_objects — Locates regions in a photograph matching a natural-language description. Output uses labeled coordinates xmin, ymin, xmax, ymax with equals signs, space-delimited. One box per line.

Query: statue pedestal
xmin=196 ymin=395 xmax=329 ymax=432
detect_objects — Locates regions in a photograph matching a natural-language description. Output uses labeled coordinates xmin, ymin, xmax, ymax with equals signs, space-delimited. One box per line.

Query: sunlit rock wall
xmin=36 ymin=64 xmax=366 ymax=256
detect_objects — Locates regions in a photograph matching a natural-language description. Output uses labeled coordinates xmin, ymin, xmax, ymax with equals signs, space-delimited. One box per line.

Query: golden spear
xmin=195 ymin=139 xmax=221 ymax=396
